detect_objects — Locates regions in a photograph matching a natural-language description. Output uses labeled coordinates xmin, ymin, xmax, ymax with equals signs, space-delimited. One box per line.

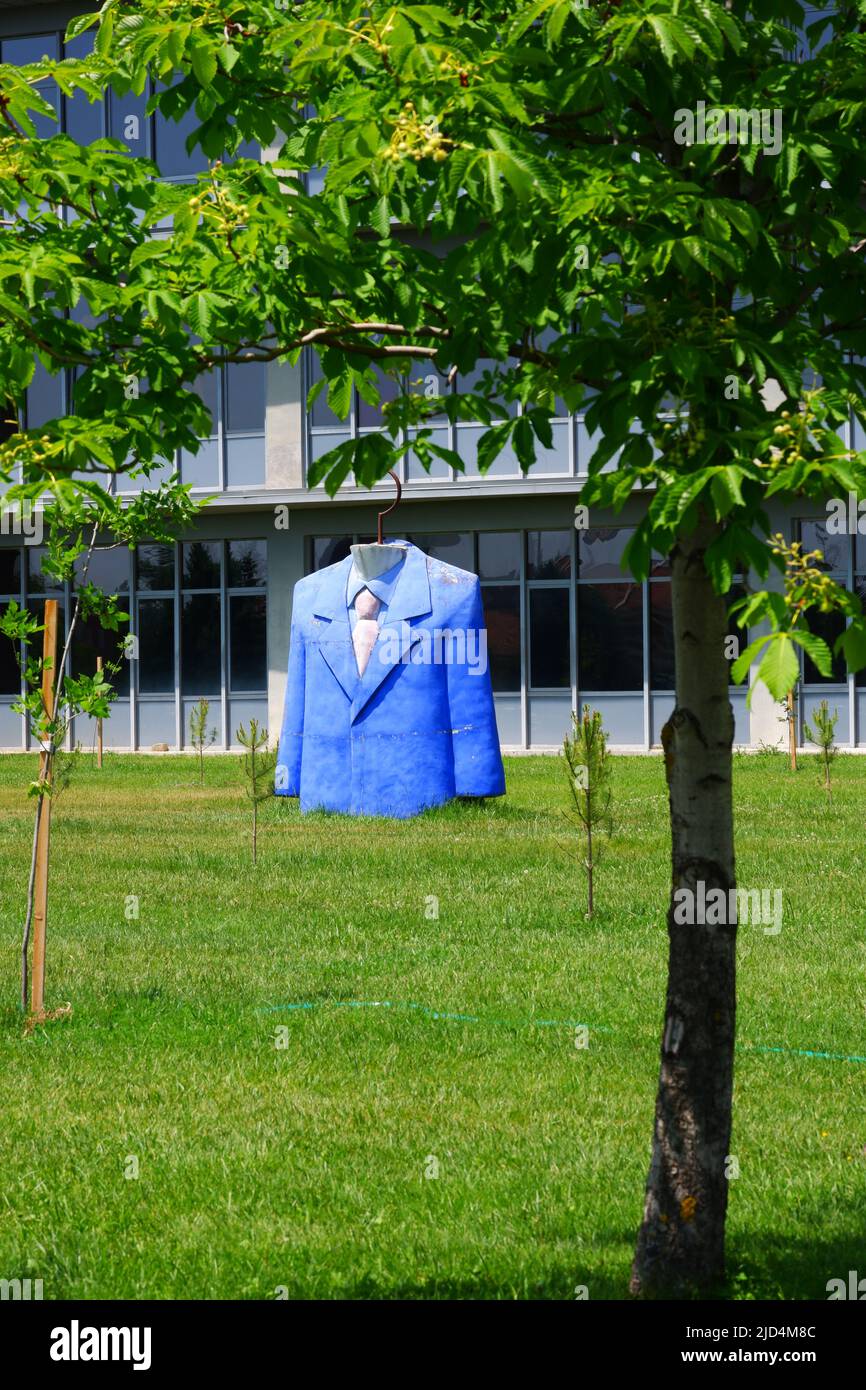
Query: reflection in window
xmin=482 ymin=586 xmax=520 ymax=692
xmin=72 ymin=610 xmax=130 ymax=697
xmin=578 ymin=583 xmax=643 ymax=690
xmin=27 ymin=548 xmax=63 ymax=594
xmin=182 ymin=541 xmax=221 ymax=589
xmin=227 ymin=540 xmax=266 ymax=588
xmin=478 ymin=531 xmax=520 ymax=581
xmin=181 ymin=593 xmax=221 ymax=694
xmin=413 ymin=533 xmax=474 ymax=571
xmin=798 ymin=521 xmax=849 ymax=573
xmin=578 ymin=527 xmax=634 ymax=580
xmin=137 ymin=598 xmax=175 ymax=694
xmin=230 ymin=594 xmax=266 ymax=690
xmin=309 ymin=536 xmax=351 ymax=572
xmin=529 ymin=588 xmax=570 ymax=688
xmin=136 ymin=544 xmax=175 ymax=591
xmin=650 ymin=583 xmax=675 ymax=690
xmin=74 ymin=547 xmax=130 ymax=593
xmin=527 ymin=530 xmax=571 ymax=580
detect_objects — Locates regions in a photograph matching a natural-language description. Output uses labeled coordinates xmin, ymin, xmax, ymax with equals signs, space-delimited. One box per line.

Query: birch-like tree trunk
xmin=630 ymin=515 xmax=737 ymax=1296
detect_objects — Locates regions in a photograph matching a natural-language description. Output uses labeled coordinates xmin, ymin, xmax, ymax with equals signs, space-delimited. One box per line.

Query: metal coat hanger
xmin=377 ymin=469 xmax=403 ymax=544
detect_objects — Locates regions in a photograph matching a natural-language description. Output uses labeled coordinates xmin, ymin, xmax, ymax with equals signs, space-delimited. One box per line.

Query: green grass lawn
xmin=0 ymin=749 xmax=864 ymax=1300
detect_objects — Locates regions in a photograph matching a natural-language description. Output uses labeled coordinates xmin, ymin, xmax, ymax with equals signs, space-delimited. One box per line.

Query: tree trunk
xmin=630 ymin=516 xmax=737 ymax=1298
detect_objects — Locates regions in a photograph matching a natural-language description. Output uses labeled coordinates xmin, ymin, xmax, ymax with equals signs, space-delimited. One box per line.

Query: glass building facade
xmin=1 ymin=4 xmax=864 ymax=753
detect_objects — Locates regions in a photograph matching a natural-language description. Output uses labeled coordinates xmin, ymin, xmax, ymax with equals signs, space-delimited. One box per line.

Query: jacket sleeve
xmin=445 ymin=575 xmax=506 ymax=798
xmin=275 ymin=601 xmax=305 ymax=797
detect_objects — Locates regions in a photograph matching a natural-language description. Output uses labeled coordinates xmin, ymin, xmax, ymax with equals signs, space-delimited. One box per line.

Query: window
xmin=413 ymin=533 xmax=474 ymax=570
xmin=527 ymin=531 xmax=571 ymax=580
xmin=578 ymin=583 xmax=643 ymax=691
xmin=137 ymin=598 xmax=175 ymax=694
xmin=479 ymin=532 xmax=521 ymax=694
xmin=0 ymin=602 xmax=21 ymax=695
xmin=229 ymin=595 xmax=266 ymax=690
xmin=529 ymin=589 xmax=569 ymax=688
xmin=478 ymin=532 xmax=520 ymax=581
xmin=309 ymin=536 xmax=352 ymax=571
xmin=227 ymin=540 xmax=267 ymax=588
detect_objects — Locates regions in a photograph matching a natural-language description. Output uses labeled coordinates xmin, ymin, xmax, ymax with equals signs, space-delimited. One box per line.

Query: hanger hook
xmin=377 ymin=469 xmax=402 ymax=545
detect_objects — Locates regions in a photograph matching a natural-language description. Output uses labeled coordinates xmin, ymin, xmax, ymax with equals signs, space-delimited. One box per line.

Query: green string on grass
xmin=260 ymin=999 xmax=866 ymax=1063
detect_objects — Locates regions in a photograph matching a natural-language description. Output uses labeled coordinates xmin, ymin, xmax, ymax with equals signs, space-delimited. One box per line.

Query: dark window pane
xmin=26 ymin=361 xmax=63 ymax=428
xmin=799 ymin=521 xmax=849 ymax=573
xmin=33 ymin=81 xmax=60 ymax=139
xmin=153 ymin=80 xmax=208 ymax=176
xmin=227 ymin=540 xmax=266 ymax=587
xmin=182 ymin=541 xmax=220 ymax=588
xmin=0 ymin=549 xmax=22 ymax=593
xmin=109 ymin=84 xmax=149 ymax=155
xmin=527 ymin=530 xmax=571 ymax=579
xmin=857 ymin=579 xmax=866 ymax=686
xmin=308 ymin=351 xmax=344 ymax=427
xmin=803 ymin=607 xmax=847 ymax=684
xmin=136 ymin=544 xmax=175 ymax=591
xmin=478 ymin=531 xmax=520 ymax=581
xmin=310 ymin=536 xmax=351 ymax=572
xmin=225 ymin=360 xmax=265 ymax=434
xmin=27 ymin=547 xmax=63 ymax=594
xmin=856 ymin=532 xmax=866 ymax=575
xmin=73 ymin=547 xmax=130 ymax=593
xmin=3 ymin=35 xmax=59 ymax=65
xmin=181 ymin=593 xmax=221 ymax=695
xmin=413 ymin=533 xmax=474 ymax=571
xmin=578 ymin=527 xmax=634 ymax=580
xmin=650 ymin=582 xmax=675 ymax=689
xmin=185 ymin=359 xmax=218 ymax=431
xmin=0 ymin=602 xmax=21 ymax=694
xmin=357 ymin=365 xmax=402 ymax=428
xmin=137 ymin=597 xmax=175 ymax=694
xmin=72 ymin=610 xmax=130 ymax=697
xmin=578 ymin=583 xmax=643 ymax=690
xmin=64 ymin=31 xmax=102 ymax=144
xmin=529 ymin=588 xmax=570 ymax=688
xmin=652 ymin=579 xmax=747 ymax=688
xmin=230 ymin=594 xmax=266 ymax=690
xmin=482 ymin=585 xmax=520 ymax=692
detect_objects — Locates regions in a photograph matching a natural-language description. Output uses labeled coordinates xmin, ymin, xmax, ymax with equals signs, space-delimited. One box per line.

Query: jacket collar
xmin=312 ymin=543 xmax=433 ymax=718
xmin=312 ymin=542 xmax=430 ymax=624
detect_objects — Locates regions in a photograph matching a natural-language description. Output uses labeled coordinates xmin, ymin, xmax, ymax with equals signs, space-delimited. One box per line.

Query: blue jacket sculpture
xmin=275 ymin=541 xmax=506 ymax=817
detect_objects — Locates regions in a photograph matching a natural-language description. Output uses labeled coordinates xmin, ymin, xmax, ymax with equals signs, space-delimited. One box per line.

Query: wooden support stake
xmin=787 ymin=688 xmax=797 ymax=773
xmin=31 ymin=598 xmax=58 ymax=1017
xmin=96 ymin=655 xmax=103 ymax=768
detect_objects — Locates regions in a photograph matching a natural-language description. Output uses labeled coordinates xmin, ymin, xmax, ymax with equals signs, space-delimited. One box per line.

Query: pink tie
xmin=352 ymin=587 xmax=381 ymax=676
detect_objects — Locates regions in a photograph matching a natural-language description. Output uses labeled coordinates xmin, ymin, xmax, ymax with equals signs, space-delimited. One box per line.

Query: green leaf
xmin=754 ymin=635 xmax=800 ymax=700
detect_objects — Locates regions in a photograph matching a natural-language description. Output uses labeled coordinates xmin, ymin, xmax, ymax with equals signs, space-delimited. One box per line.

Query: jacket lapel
xmin=350 ymin=544 xmax=432 ymax=722
xmin=312 ymin=556 xmax=357 ymax=701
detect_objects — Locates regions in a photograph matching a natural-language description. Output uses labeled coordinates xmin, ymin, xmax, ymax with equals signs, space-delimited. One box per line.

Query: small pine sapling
xmin=562 ymin=704 xmax=613 ymax=918
xmin=237 ymin=719 xmax=276 ymax=864
xmin=189 ymin=697 xmax=217 ymax=784
xmin=803 ymin=699 xmax=839 ymax=803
